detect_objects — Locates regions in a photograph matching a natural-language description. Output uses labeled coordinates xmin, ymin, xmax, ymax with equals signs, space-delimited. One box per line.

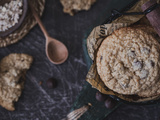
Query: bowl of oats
xmin=0 ymin=0 xmax=28 ymax=37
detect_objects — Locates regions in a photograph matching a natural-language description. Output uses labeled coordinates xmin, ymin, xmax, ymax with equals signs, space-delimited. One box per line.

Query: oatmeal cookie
xmin=60 ymin=0 xmax=96 ymax=16
xmin=0 ymin=54 xmax=33 ymax=111
xmin=96 ymin=27 xmax=160 ymax=97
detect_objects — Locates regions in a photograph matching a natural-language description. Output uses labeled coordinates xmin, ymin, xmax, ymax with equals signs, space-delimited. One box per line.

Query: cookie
xmin=60 ymin=0 xmax=96 ymax=16
xmin=96 ymin=27 xmax=160 ymax=97
xmin=0 ymin=54 xmax=33 ymax=111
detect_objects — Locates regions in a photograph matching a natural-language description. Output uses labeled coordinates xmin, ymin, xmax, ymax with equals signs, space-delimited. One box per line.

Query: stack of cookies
xmin=96 ymin=26 xmax=160 ymax=99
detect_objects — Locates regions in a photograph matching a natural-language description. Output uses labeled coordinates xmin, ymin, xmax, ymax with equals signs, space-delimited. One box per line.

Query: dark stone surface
xmin=0 ymin=0 xmax=160 ymax=120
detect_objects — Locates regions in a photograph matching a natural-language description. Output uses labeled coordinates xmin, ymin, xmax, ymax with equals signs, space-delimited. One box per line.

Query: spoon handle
xmin=29 ymin=1 xmax=49 ymax=38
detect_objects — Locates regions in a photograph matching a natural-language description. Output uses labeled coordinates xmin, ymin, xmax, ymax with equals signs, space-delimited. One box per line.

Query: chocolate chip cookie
xmin=0 ymin=54 xmax=33 ymax=111
xmin=96 ymin=27 xmax=160 ymax=97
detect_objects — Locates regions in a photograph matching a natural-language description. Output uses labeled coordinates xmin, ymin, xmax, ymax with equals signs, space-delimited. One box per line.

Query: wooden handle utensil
xmin=141 ymin=0 xmax=160 ymax=37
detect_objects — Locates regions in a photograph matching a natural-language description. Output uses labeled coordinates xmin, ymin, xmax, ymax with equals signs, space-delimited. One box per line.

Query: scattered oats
xmin=0 ymin=0 xmax=23 ymax=32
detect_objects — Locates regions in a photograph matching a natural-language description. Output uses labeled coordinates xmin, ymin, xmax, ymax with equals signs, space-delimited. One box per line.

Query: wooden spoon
xmin=29 ymin=2 xmax=68 ymax=64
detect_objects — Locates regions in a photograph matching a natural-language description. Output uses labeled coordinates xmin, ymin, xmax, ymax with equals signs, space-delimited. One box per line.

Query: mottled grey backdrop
xmin=0 ymin=0 xmax=160 ymax=120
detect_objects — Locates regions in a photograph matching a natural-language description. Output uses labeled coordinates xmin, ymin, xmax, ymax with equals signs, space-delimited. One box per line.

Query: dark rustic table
xmin=0 ymin=0 xmax=160 ymax=120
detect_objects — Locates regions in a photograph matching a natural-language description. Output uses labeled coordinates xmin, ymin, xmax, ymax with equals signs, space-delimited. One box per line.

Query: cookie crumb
xmin=60 ymin=0 xmax=97 ymax=16
xmin=39 ymin=81 xmax=42 ymax=85
xmin=0 ymin=54 xmax=33 ymax=111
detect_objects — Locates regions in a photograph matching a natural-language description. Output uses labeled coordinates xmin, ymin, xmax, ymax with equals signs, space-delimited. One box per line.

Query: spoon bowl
xmin=46 ymin=37 xmax=68 ymax=64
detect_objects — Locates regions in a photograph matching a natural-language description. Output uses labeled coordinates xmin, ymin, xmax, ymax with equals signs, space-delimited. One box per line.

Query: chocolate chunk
xmin=150 ymin=60 xmax=155 ymax=67
xmin=100 ymin=56 xmax=103 ymax=61
xmin=146 ymin=60 xmax=155 ymax=68
xmin=96 ymin=91 xmax=107 ymax=102
xmin=139 ymin=70 xmax=149 ymax=79
xmin=128 ymin=50 xmax=136 ymax=57
xmin=132 ymin=59 xmax=143 ymax=71
xmin=47 ymin=78 xmax=57 ymax=89
xmin=104 ymin=98 xmax=116 ymax=109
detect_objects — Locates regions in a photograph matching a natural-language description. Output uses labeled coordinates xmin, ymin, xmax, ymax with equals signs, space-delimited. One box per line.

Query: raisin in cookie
xmin=96 ymin=27 xmax=160 ymax=97
xmin=0 ymin=54 xmax=33 ymax=111
xmin=60 ymin=0 xmax=96 ymax=16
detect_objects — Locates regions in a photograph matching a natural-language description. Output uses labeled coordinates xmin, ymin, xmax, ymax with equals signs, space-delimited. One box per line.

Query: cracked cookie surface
xmin=0 ymin=54 xmax=33 ymax=111
xmin=96 ymin=27 xmax=160 ymax=97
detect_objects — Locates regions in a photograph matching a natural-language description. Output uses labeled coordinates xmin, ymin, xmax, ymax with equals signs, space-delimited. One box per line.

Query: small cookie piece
xmin=96 ymin=27 xmax=160 ymax=97
xmin=60 ymin=0 xmax=97 ymax=16
xmin=0 ymin=54 xmax=33 ymax=111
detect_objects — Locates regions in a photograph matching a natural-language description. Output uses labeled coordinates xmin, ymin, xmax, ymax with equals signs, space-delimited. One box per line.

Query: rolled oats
xmin=0 ymin=0 xmax=23 ymax=32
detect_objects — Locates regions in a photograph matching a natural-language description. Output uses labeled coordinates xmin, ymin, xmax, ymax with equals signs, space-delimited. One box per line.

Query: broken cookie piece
xmin=0 ymin=54 xmax=33 ymax=111
xmin=60 ymin=0 xmax=97 ymax=16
